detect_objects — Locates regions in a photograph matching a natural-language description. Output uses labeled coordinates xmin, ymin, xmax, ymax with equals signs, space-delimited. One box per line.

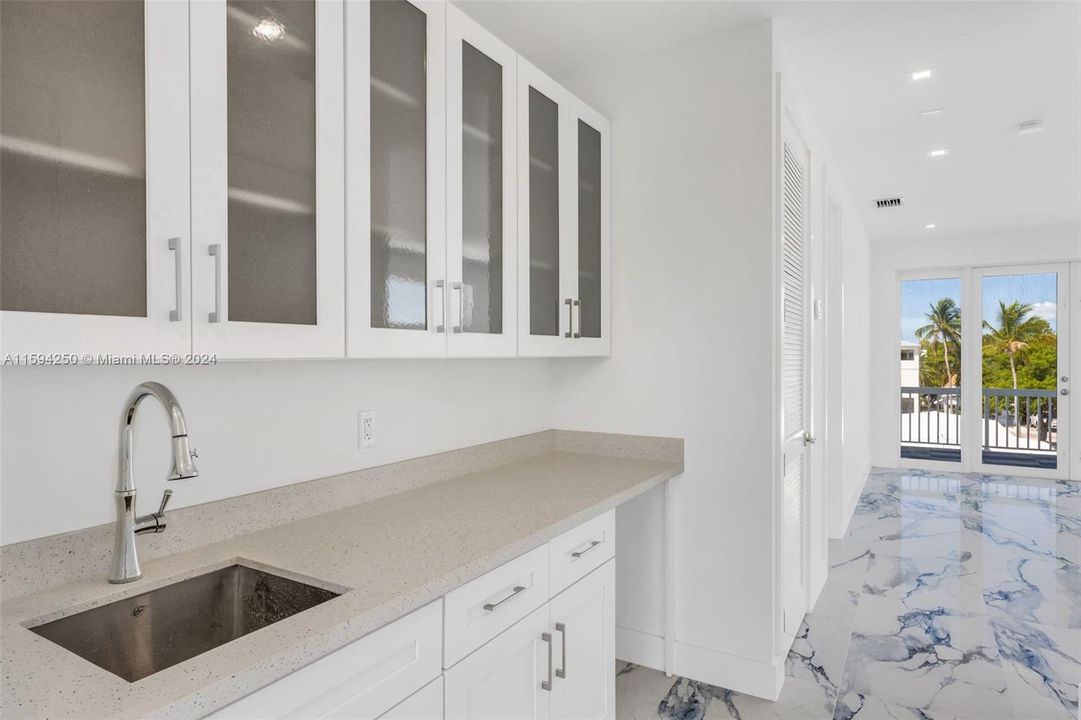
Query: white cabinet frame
xmin=189 ymin=0 xmax=346 ymax=360
xmin=0 ymin=1 xmax=192 ymax=358
xmin=445 ymin=5 xmax=518 ymax=358
xmin=346 ymin=0 xmax=447 ymax=358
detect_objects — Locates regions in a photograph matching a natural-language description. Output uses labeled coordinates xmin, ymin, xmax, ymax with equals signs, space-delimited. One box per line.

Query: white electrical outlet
xmin=359 ymin=411 xmax=376 ymax=448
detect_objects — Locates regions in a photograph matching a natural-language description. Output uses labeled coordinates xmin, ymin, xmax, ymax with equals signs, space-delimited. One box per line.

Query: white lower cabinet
xmin=549 ymin=561 xmax=616 ymax=720
xmin=208 ymin=601 xmax=442 ymax=720
xmin=205 ymin=516 xmax=615 ymax=720
xmin=444 ymin=603 xmax=553 ymax=720
xmin=445 ymin=559 xmax=615 ymax=720
xmin=378 ymin=677 xmax=444 ymax=720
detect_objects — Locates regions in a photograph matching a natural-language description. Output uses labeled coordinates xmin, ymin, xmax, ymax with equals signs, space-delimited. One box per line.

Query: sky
xmin=900 ymin=272 xmax=1058 ymax=344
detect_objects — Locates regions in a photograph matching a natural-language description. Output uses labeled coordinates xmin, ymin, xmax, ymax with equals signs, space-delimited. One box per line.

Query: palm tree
xmin=915 ymin=298 xmax=961 ymax=388
xmin=983 ymin=301 xmax=1053 ymax=436
xmin=982 ymin=301 xmax=1052 ymax=391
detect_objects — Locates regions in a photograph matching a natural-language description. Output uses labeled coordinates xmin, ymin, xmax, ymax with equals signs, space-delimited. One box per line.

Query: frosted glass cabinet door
xmin=190 ymin=0 xmax=345 ymax=359
xmin=517 ymin=62 xmax=610 ymax=357
xmin=446 ymin=5 xmax=517 ymax=358
xmin=346 ymin=0 xmax=447 ymax=358
xmin=517 ymin=59 xmax=572 ymax=357
xmin=567 ymin=100 xmax=611 ymax=357
xmin=0 ymin=0 xmax=191 ymax=357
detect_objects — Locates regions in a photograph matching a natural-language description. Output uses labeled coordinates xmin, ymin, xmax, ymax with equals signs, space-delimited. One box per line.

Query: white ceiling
xmin=456 ymin=1 xmax=1081 ymax=241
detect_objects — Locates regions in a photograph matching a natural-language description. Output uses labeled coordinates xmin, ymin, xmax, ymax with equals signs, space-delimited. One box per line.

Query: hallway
xmin=616 ymin=467 xmax=1080 ymax=719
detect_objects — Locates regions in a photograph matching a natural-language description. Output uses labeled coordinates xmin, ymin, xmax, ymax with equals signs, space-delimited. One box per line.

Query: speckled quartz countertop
xmin=1 ymin=450 xmax=680 ymax=719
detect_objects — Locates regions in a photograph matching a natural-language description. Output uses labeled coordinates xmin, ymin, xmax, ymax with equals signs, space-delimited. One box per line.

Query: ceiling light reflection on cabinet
xmin=252 ymin=16 xmax=286 ymax=42
xmin=927 ymin=148 xmax=950 ymax=158
xmin=909 ymin=68 xmax=934 ymax=82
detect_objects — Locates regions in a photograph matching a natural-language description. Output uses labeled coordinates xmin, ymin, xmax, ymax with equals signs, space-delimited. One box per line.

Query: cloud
xmin=1030 ymin=301 xmax=1056 ymax=324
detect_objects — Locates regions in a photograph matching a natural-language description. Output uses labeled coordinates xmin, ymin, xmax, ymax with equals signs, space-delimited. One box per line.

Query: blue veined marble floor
xmin=616 ymin=467 xmax=1081 ymax=720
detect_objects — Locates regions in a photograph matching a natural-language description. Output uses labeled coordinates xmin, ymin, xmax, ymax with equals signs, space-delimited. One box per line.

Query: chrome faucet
xmin=110 ymin=382 xmax=199 ymax=584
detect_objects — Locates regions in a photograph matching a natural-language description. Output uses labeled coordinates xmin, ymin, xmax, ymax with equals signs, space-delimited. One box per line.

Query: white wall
xmin=546 ymin=19 xmax=873 ymax=694
xmin=553 ymin=20 xmax=779 ymax=678
xmin=868 ymin=222 xmax=1081 ymax=468
xmin=0 ymin=360 xmax=552 ymax=544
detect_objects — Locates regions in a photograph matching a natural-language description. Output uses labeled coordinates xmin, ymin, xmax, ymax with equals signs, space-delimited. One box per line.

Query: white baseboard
xmin=616 ymin=626 xmax=666 ymax=671
xmin=672 ymin=640 xmax=784 ymax=700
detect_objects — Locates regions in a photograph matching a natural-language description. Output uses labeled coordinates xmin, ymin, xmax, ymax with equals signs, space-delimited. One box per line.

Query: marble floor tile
xmin=836 ymin=593 xmax=1012 ymax=720
xmin=982 ymin=557 xmax=1081 ymax=629
xmin=990 ymin=616 xmax=1080 ymax=720
xmin=616 ymin=469 xmax=1080 ymax=720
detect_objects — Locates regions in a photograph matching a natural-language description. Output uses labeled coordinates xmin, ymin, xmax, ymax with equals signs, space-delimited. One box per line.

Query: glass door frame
xmin=896 ymin=262 xmax=1073 ymax=480
xmin=964 ymin=262 xmax=1071 ymax=480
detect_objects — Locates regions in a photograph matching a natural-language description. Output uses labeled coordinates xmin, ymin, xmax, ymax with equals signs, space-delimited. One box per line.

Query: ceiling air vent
xmin=875 ymin=196 xmax=904 ymax=209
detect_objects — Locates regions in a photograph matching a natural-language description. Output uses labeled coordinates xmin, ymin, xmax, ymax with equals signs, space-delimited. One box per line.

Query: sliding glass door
xmin=898 ymin=263 xmax=1071 ymax=478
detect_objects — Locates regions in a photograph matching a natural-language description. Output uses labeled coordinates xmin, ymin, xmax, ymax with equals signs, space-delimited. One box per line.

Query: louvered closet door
xmin=780 ymin=117 xmax=811 ymax=641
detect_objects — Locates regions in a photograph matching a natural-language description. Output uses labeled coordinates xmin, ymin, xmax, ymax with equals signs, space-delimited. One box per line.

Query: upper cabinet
xmin=190 ymin=0 xmax=345 ymax=359
xmin=0 ymin=0 xmax=191 ymax=357
xmin=517 ymin=60 xmax=610 ymax=358
xmin=445 ymin=5 xmax=518 ymax=358
xmin=0 ymin=0 xmax=608 ymax=362
xmin=346 ymin=0 xmax=447 ymax=358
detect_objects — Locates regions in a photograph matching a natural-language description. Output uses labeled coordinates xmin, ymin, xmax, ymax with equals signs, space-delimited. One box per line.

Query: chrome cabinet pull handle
xmin=168 ymin=238 xmax=182 ymax=321
xmin=482 ymin=585 xmax=526 ymax=612
xmin=208 ymin=244 xmax=222 ymax=323
xmin=564 ymin=298 xmax=574 ymax=338
xmin=434 ymin=280 xmax=446 ymax=333
xmin=571 ymin=540 xmax=602 ymax=558
xmin=541 ymin=632 xmax=553 ymax=691
xmin=452 ymin=281 xmax=464 ymax=333
xmin=555 ymin=622 xmax=567 ymax=679
xmin=573 ymin=299 xmax=581 ymax=339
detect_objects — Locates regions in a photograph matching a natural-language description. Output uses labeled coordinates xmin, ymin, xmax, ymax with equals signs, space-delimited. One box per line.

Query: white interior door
xmin=346 ymin=0 xmax=447 ymax=358
xmin=549 ymin=561 xmax=615 ymax=720
xmin=446 ymin=5 xmax=517 ymax=358
xmin=779 ymin=115 xmax=811 ymax=640
xmin=190 ymin=0 xmax=345 ymax=359
xmin=444 ymin=603 xmax=552 ymax=720
xmin=968 ymin=263 xmax=1071 ymax=479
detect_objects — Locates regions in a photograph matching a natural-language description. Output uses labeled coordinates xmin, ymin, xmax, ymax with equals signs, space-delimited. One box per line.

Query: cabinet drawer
xmin=443 ymin=544 xmax=549 ymax=667
xmin=210 ymin=601 xmax=442 ymax=720
xmin=548 ymin=511 xmax=615 ymax=596
xmin=377 ymin=676 xmax=443 ymax=720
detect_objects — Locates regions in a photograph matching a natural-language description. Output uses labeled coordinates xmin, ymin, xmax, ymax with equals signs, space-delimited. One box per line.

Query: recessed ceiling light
xmin=925 ymin=223 xmax=936 ymax=230
xmin=927 ymin=148 xmax=950 ymax=158
xmin=910 ymin=68 xmax=935 ymax=82
xmin=1016 ymin=120 xmax=1045 ymax=135
xmin=920 ymin=108 xmax=945 ymax=117
xmin=252 ymin=16 xmax=286 ymax=42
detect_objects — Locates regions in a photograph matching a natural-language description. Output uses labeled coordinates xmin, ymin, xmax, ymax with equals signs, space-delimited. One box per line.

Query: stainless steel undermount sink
xmin=29 ymin=564 xmax=341 ymax=682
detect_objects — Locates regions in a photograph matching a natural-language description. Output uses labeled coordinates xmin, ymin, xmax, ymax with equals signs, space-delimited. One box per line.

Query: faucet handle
xmin=156 ymin=489 xmax=173 ymax=518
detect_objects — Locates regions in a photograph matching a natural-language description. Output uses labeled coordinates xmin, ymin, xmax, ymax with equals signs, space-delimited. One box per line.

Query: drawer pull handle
xmin=555 ymin=622 xmax=567 ymax=679
xmin=541 ymin=632 xmax=553 ymax=691
xmin=483 ymin=585 xmax=526 ymax=612
xmin=571 ymin=540 xmax=602 ymax=559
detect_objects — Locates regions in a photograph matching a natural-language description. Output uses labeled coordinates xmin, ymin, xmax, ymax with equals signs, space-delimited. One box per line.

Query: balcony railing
xmin=900 ymin=386 xmax=1058 ymax=469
